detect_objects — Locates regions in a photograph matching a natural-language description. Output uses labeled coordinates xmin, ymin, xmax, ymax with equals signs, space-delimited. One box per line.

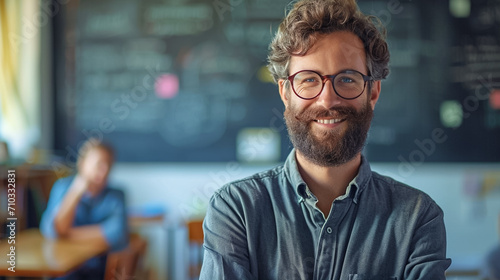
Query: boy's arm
xmin=53 ymin=175 xmax=88 ymax=236
xmin=66 ymin=224 xmax=109 ymax=249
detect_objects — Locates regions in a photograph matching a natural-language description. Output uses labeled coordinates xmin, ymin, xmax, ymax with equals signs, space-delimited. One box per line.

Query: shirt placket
xmin=313 ymin=199 xmax=352 ymax=280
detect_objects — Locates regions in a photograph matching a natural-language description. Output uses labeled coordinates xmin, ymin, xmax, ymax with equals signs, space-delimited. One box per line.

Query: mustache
xmin=293 ymin=106 xmax=358 ymax=123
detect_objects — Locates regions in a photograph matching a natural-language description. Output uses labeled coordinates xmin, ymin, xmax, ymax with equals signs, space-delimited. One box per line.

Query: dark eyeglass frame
xmin=286 ymin=69 xmax=374 ymax=100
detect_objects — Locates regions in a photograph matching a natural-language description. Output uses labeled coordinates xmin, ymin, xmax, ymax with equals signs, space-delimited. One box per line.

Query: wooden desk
xmin=0 ymin=229 xmax=108 ymax=277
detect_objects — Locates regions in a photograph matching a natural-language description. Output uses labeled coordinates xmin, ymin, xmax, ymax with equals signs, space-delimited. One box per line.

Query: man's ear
xmin=369 ymin=80 xmax=381 ymax=110
xmin=278 ymin=79 xmax=289 ymax=108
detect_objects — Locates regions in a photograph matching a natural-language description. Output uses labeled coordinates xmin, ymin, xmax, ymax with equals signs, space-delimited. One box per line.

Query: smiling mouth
xmin=314 ymin=118 xmax=345 ymax=124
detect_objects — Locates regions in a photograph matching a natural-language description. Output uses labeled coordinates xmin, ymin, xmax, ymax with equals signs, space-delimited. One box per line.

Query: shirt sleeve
xmin=199 ymin=189 xmax=255 ymax=280
xmin=99 ymin=189 xmax=129 ymax=252
xmin=39 ymin=177 xmax=71 ymax=238
xmin=404 ymin=200 xmax=452 ymax=279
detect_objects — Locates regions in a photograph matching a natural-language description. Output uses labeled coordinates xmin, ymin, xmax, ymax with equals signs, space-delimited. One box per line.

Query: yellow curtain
xmin=0 ymin=0 xmax=40 ymax=159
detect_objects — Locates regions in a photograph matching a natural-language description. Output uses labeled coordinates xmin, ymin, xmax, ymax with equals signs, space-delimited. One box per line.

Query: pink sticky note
xmin=155 ymin=74 xmax=179 ymax=99
xmin=490 ymin=89 xmax=500 ymax=109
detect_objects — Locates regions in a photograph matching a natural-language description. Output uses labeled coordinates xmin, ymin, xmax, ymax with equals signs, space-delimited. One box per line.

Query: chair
xmin=105 ymin=233 xmax=148 ymax=280
xmin=187 ymin=220 xmax=204 ymax=280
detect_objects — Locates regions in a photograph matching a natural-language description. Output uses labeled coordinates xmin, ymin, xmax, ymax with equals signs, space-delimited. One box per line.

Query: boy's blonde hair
xmin=76 ymin=138 xmax=114 ymax=168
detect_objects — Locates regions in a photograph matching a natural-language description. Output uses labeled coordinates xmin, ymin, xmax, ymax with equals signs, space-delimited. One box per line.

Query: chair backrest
xmin=187 ymin=220 xmax=204 ymax=244
xmin=105 ymin=233 xmax=148 ymax=280
xmin=186 ymin=219 xmax=204 ymax=280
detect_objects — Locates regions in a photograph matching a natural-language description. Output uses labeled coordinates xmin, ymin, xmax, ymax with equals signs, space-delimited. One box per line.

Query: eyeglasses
xmin=287 ymin=69 xmax=373 ymax=100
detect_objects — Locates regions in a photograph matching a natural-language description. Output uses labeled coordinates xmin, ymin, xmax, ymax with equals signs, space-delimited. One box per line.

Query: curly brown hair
xmin=267 ymin=0 xmax=390 ymax=84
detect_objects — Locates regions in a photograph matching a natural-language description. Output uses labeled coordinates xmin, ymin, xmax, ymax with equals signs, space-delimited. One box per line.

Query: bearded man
xmin=200 ymin=0 xmax=451 ymax=279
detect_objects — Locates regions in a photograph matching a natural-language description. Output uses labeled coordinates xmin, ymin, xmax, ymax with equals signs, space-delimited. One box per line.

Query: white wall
xmin=110 ymin=161 xmax=500 ymax=279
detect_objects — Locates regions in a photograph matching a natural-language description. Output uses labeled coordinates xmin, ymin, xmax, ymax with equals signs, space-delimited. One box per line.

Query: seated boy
xmin=40 ymin=139 xmax=129 ymax=280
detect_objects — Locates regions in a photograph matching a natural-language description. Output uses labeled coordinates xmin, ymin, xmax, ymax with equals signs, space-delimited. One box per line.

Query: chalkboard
xmin=54 ymin=0 xmax=500 ymax=162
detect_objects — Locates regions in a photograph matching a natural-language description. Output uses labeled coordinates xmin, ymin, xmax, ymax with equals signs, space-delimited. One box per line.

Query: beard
xmin=284 ymin=99 xmax=373 ymax=167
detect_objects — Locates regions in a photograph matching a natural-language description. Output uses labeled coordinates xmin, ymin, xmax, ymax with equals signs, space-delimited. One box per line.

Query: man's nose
xmin=316 ymin=79 xmax=342 ymax=108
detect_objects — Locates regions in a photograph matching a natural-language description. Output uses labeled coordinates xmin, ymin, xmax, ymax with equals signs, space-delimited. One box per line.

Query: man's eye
xmin=299 ymin=75 xmax=319 ymax=83
xmin=339 ymin=77 xmax=354 ymax=83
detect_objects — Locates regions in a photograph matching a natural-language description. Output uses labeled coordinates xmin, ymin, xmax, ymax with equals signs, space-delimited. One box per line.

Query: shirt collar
xmin=283 ymin=149 xmax=307 ymax=203
xmin=283 ymin=149 xmax=372 ymax=204
xmin=81 ymin=186 xmax=109 ymax=205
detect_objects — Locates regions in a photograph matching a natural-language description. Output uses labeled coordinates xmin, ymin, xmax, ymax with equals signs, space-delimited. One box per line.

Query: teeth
xmin=316 ymin=119 xmax=342 ymax=124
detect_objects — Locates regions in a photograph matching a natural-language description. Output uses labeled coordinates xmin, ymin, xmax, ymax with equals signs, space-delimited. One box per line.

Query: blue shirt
xmin=200 ymin=150 xmax=451 ymax=280
xmin=40 ymin=176 xmax=129 ymax=252
xmin=40 ymin=176 xmax=129 ymax=279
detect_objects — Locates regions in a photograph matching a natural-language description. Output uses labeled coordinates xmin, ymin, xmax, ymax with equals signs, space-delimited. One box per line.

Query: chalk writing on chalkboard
xmin=55 ymin=0 xmax=500 ymax=162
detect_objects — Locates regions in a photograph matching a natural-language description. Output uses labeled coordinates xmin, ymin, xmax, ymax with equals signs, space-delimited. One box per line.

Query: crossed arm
xmin=52 ymin=176 xmax=108 ymax=247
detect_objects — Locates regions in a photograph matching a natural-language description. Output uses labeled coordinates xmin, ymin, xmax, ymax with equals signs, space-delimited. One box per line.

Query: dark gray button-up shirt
xmin=200 ymin=150 xmax=451 ymax=280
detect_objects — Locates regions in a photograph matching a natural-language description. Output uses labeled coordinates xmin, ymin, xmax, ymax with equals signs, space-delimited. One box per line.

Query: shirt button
xmin=326 ymin=227 xmax=332 ymax=234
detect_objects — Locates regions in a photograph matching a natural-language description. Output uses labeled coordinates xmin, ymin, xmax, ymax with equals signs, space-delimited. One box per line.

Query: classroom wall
xmin=110 ymin=160 xmax=500 ymax=279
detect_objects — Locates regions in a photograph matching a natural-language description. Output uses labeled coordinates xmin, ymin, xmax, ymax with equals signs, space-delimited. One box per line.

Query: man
xmin=40 ymin=139 xmax=128 ymax=280
xmin=200 ymin=0 xmax=451 ymax=279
